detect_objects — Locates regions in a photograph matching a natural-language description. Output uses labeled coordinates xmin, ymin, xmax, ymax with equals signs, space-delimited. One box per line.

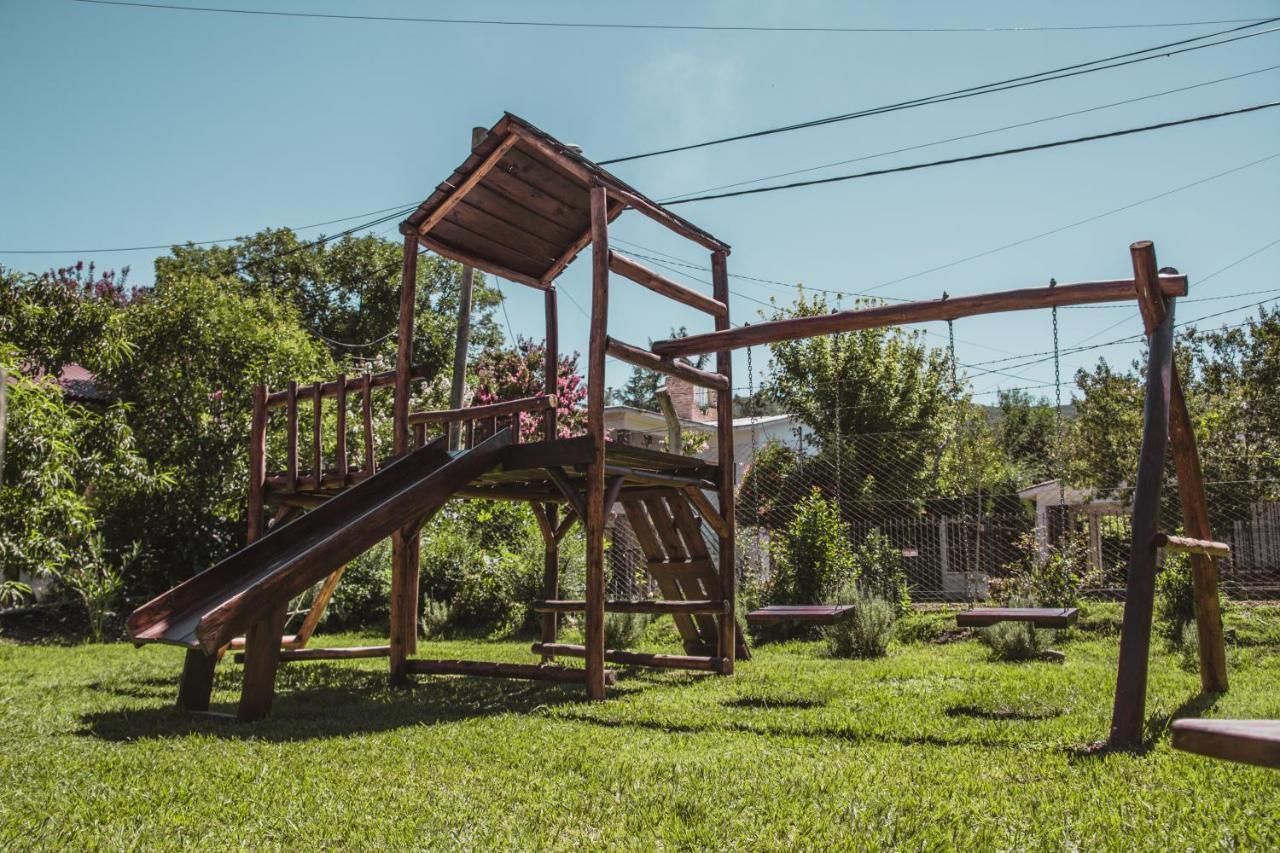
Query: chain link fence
xmin=604 ymin=426 xmax=1280 ymax=604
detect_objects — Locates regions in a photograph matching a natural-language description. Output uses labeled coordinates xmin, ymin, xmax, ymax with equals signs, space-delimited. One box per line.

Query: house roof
xmin=400 ymin=113 xmax=728 ymax=289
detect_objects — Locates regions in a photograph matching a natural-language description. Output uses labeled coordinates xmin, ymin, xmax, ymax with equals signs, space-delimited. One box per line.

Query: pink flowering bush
xmin=471 ymin=336 xmax=586 ymax=439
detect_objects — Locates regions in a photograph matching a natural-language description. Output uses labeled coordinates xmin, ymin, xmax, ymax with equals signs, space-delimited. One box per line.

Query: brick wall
xmin=663 ymin=377 xmax=717 ymax=423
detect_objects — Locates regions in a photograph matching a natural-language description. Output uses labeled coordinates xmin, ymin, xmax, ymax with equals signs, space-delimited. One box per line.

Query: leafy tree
xmin=1067 ymin=358 xmax=1142 ymax=493
xmin=767 ymin=488 xmax=855 ymax=606
xmin=994 ymin=388 xmax=1058 ymax=485
xmin=0 ymin=263 xmax=132 ymax=375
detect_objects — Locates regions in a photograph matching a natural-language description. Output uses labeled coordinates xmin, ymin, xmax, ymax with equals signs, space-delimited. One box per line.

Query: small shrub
xmin=1178 ymin=621 xmax=1200 ymax=673
xmin=767 ymin=489 xmax=854 ymax=605
xmin=603 ymin=612 xmax=650 ymax=649
xmin=979 ymin=599 xmax=1055 ymax=661
xmin=991 ymin=530 xmax=1095 ymax=608
xmin=323 ymin=540 xmax=392 ymax=630
xmin=422 ymin=599 xmax=449 ymax=639
xmin=896 ymin=611 xmax=944 ymax=644
xmin=824 ymin=586 xmax=897 ymax=659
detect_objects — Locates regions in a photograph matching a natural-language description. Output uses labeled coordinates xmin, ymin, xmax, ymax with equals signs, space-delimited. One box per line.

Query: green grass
xmin=2 ymin=612 xmax=1279 ymax=849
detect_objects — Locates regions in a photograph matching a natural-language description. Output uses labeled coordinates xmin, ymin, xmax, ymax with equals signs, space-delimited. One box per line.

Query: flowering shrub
xmin=471 ymin=336 xmax=586 ymax=439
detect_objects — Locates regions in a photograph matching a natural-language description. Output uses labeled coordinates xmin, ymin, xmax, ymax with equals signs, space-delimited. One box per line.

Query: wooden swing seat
xmin=1172 ymin=719 xmax=1280 ymax=769
xmin=956 ymin=607 xmax=1078 ymax=629
xmin=746 ymin=604 xmax=856 ymax=625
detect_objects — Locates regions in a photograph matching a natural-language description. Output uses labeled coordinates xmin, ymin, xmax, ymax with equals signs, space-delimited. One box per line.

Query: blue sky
xmin=3 ymin=0 xmax=1279 ymax=400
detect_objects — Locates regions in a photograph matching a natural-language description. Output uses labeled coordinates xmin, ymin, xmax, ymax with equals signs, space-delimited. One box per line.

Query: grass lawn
xmin=2 ymin=607 xmax=1279 ymax=849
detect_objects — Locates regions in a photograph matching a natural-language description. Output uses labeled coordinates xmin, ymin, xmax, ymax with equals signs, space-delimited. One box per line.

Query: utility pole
xmin=448 ymin=126 xmax=488 ymax=450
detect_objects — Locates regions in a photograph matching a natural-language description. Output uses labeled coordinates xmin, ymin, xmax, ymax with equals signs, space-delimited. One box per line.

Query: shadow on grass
xmin=945 ymin=704 xmax=1062 ymax=721
xmin=723 ymin=695 xmax=827 ymax=710
xmin=77 ymin=663 xmax=654 ymax=743
xmin=1065 ymin=690 xmax=1223 ymax=759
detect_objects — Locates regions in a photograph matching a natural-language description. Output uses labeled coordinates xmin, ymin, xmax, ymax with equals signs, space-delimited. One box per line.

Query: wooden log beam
xmin=405 ymin=658 xmax=617 ymax=685
xmin=533 ymin=599 xmax=730 ymax=615
xmin=584 ymin=183 xmax=609 ymax=701
xmin=176 ymin=649 xmax=218 ymax=712
xmin=416 ymin=232 xmax=548 ymax=290
xmin=413 ymin=133 xmax=519 ymax=238
xmin=236 ymin=645 xmax=391 ymax=663
xmin=605 ymin=337 xmax=729 ymax=392
xmin=531 ymin=643 xmax=727 ymax=673
xmin=651 ymin=274 xmax=1190 ymax=358
xmin=545 ymin=465 xmax=587 ymax=520
xmin=334 ymin=374 xmax=348 ymax=482
xmin=540 ymin=201 xmax=624 ymax=286
xmin=710 ymin=248 xmax=737 ymax=673
xmin=608 ymin=251 xmax=727 ymax=317
xmin=1108 ymin=288 xmax=1176 ymax=750
xmin=1155 ymin=533 xmax=1231 ymax=558
xmin=1130 ymin=240 xmax=1228 ymax=694
xmin=410 ymin=394 xmax=556 ymax=425
xmin=237 ymin=604 xmax=287 ymax=721
xmin=601 ymin=184 xmax=730 ymax=253
xmin=682 ymin=486 xmax=730 ymax=539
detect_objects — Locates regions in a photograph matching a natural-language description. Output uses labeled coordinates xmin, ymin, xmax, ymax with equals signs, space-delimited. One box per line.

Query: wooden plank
xmin=605 ymin=337 xmax=729 ymax=392
xmin=239 ymin=645 xmax=390 ymax=663
xmin=533 ymin=599 xmax=730 ymax=615
xmin=711 ymin=248 xmax=738 ymax=671
xmin=622 ymin=501 xmax=702 ymax=650
xmin=682 ymin=486 xmax=730 ymax=539
xmin=449 ymin=199 xmax=563 ymax=264
xmin=666 ymin=492 xmax=721 ymax=643
xmin=334 ymin=374 xmax=348 ymax=482
xmin=293 ymin=564 xmax=348 ymax=647
xmin=405 ymin=658 xmax=617 ymax=685
xmin=417 ymin=232 xmax=548 ymax=290
xmin=465 ymin=181 xmax=581 ymax=246
xmin=956 ymin=607 xmax=1079 ymax=628
xmin=1108 ymin=292 xmax=1176 ymax=750
xmin=746 ymin=605 xmax=857 ymax=625
xmin=415 ymin=133 xmax=520 ymax=237
xmin=608 ymin=251 xmax=727 ymax=316
xmin=237 ymin=604 xmax=287 ymax=721
xmin=651 ymin=274 xmax=1190 ymax=358
xmin=1155 ymin=534 xmax=1231 ymax=558
xmin=584 ymin=183 xmax=609 ymax=701
xmin=1130 ymin=240 xmax=1228 ymax=694
xmin=603 ymin=464 xmax=714 ymax=490
xmin=531 ymin=643 xmax=727 ymax=673
xmin=499 ymin=143 xmax=591 ymax=209
xmin=430 ymin=219 xmax=549 ymax=282
xmin=1171 ymin=719 xmax=1280 ymax=769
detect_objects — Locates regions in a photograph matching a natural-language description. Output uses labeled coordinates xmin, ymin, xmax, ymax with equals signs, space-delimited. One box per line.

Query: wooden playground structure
xmin=129 ymin=113 xmax=1259 ymax=757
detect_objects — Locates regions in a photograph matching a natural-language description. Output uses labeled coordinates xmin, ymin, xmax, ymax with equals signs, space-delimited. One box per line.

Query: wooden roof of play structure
xmin=399 ymin=113 xmax=729 ymax=289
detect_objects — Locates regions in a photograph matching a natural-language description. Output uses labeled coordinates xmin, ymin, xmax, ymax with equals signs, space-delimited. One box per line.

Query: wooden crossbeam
xmin=405 ymin=658 xmax=617 ymax=684
xmin=533 ymin=599 xmax=729 ymax=615
xmin=608 ymin=251 xmax=727 ymax=317
xmin=531 ymin=643 xmax=727 ymax=672
xmin=605 ymin=337 xmax=729 ymax=392
xmin=1155 ymin=533 xmax=1231 ymax=558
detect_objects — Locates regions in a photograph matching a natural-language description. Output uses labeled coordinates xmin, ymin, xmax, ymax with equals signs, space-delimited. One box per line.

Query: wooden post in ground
xmin=710 ymin=250 xmax=736 ymax=674
xmin=1108 ymin=281 xmax=1176 ymax=749
xmin=390 ymin=231 xmax=419 ymax=684
xmin=237 ymin=604 xmax=288 ymax=721
xmin=540 ymin=285 xmax=561 ymax=658
xmin=1129 ymin=241 xmax=1228 ymax=694
xmin=584 ymin=184 xmax=610 ymax=700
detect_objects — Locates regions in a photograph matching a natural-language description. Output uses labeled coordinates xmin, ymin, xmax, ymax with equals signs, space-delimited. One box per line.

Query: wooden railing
xmin=408 ymin=394 xmax=557 ymax=450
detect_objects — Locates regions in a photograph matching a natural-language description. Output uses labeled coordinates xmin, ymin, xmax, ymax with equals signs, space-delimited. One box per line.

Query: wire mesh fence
xmin=604 ymin=425 xmax=1280 ymax=604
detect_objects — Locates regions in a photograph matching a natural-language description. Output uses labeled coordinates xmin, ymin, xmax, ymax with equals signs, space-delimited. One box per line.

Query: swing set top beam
xmin=650 ymin=273 xmax=1187 ymax=358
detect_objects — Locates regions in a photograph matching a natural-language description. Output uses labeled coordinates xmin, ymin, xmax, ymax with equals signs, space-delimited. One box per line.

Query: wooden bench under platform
xmin=746 ymin=605 xmax=856 ymax=626
xmin=956 ymin=607 xmax=1079 ymax=629
xmin=1171 ymin=719 xmax=1280 ymax=769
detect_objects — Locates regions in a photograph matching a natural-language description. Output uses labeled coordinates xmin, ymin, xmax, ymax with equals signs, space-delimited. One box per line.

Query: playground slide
xmin=127 ymin=429 xmax=513 ymax=655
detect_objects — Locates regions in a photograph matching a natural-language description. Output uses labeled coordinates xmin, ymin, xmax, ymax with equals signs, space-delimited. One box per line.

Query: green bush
xmin=991 ymin=531 xmax=1095 ymax=608
xmin=896 ymin=611 xmax=944 ymax=644
xmin=850 ymin=530 xmax=911 ymax=614
xmin=1156 ymin=551 xmax=1196 ymax=647
xmin=323 ymin=540 xmax=392 ymax=630
xmin=422 ymin=599 xmax=449 ymax=639
xmin=768 ymin=489 xmax=854 ymax=605
xmin=824 ymin=586 xmax=897 ymax=659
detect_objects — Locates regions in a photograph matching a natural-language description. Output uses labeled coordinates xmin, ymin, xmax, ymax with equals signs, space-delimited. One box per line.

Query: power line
xmin=66 ymin=2 xmax=1274 ymax=34
xmin=0 ymin=202 xmax=417 ymax=255
xmin=601 ymin=19 xmax=1280 ymax=164
xmin=660 ymin=63 xmax=1280 ymax=202
xmin=664 ymin=101 xmax=1280 ymax=205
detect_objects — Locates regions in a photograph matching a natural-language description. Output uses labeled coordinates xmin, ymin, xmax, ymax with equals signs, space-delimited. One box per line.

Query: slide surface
xmin=128 ymin=429 xmax=512 ymax=654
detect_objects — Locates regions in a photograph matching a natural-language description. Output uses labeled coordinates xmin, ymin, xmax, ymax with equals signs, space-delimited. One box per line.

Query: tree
xmin=0 ymin=262 xmax=132 ymax=375
xmin=1067 ymin=358 xmax=1142 ymax=493
xmin=994 ymin=388 xmax=1058 ymax=485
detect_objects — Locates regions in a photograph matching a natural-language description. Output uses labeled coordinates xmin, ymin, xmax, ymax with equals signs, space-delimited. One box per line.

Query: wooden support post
xmin=177 ymin=649 xmax=218 ymax=711
xmin=362 ymin=372 xmax=376 ymax=474
xmin=335 ymin=373 xmax=348 ymax=482
xmin=311 ymin=382 xmax=323 ymax=487
xmin=285 ymin=380 xmax=298 ymax=492
xmin=247 ymin=384 xmax=268 ymax=541
xmin=1130 ymin=241 xmax=1228 ymax=694
xmin=390 ymin=232 xmax=419 ymax=685
xmin=1108 ymin=289 xmax=1175 ymax=749
xmin=711 ymin=249 xmax=736 ymax=674
xmin=447 ymin=130 xmax=486 ymax=449
xmin=237 ymin=604 xmax=287 ymax=721
xmin=584 ymin=184 xmax=609 ymax=700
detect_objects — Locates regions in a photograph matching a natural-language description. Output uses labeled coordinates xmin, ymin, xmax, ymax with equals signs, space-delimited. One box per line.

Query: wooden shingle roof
xmin=400 ymin=113 xmax=728 ymax=289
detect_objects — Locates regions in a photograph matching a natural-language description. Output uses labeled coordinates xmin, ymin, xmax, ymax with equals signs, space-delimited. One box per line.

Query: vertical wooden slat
xmin=541 ymin=285 xmax=561 ymax=654
xmin=335 ymin=373 xmax=348 ymax=483
xmin=465 ymin=419 xmax=475 ymax=449
xmin=362 ymin=372 xmax=376 ymax=474
xmin=544 ymin=286 xmax=559 ymax=440
xmin=414 ymin=422 xmax=426 ymax=448
xmin=311 ymin=383 xmax=323 ymax=488
xmin=623 ymin=500 xmax=701 ymax=650
xmin=584 ymin=184 xmax=610 ymax=700
xmin=1130 ymin=241 xmax=1228 ymax=694
xmin=711 ymin=249 xmax=736 ymax=673
xmin=1109 ymin=291 xmax=1175 ymax=749
xmin=391 ymin=233 xmax=420 ymax=684
xmin=247 ymin=384 xmax=268 ymax=541
xmin=512 ymin=411 xmax=522 ymax=445
xmin=285 ymin=380 xmax=298 ymax=492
